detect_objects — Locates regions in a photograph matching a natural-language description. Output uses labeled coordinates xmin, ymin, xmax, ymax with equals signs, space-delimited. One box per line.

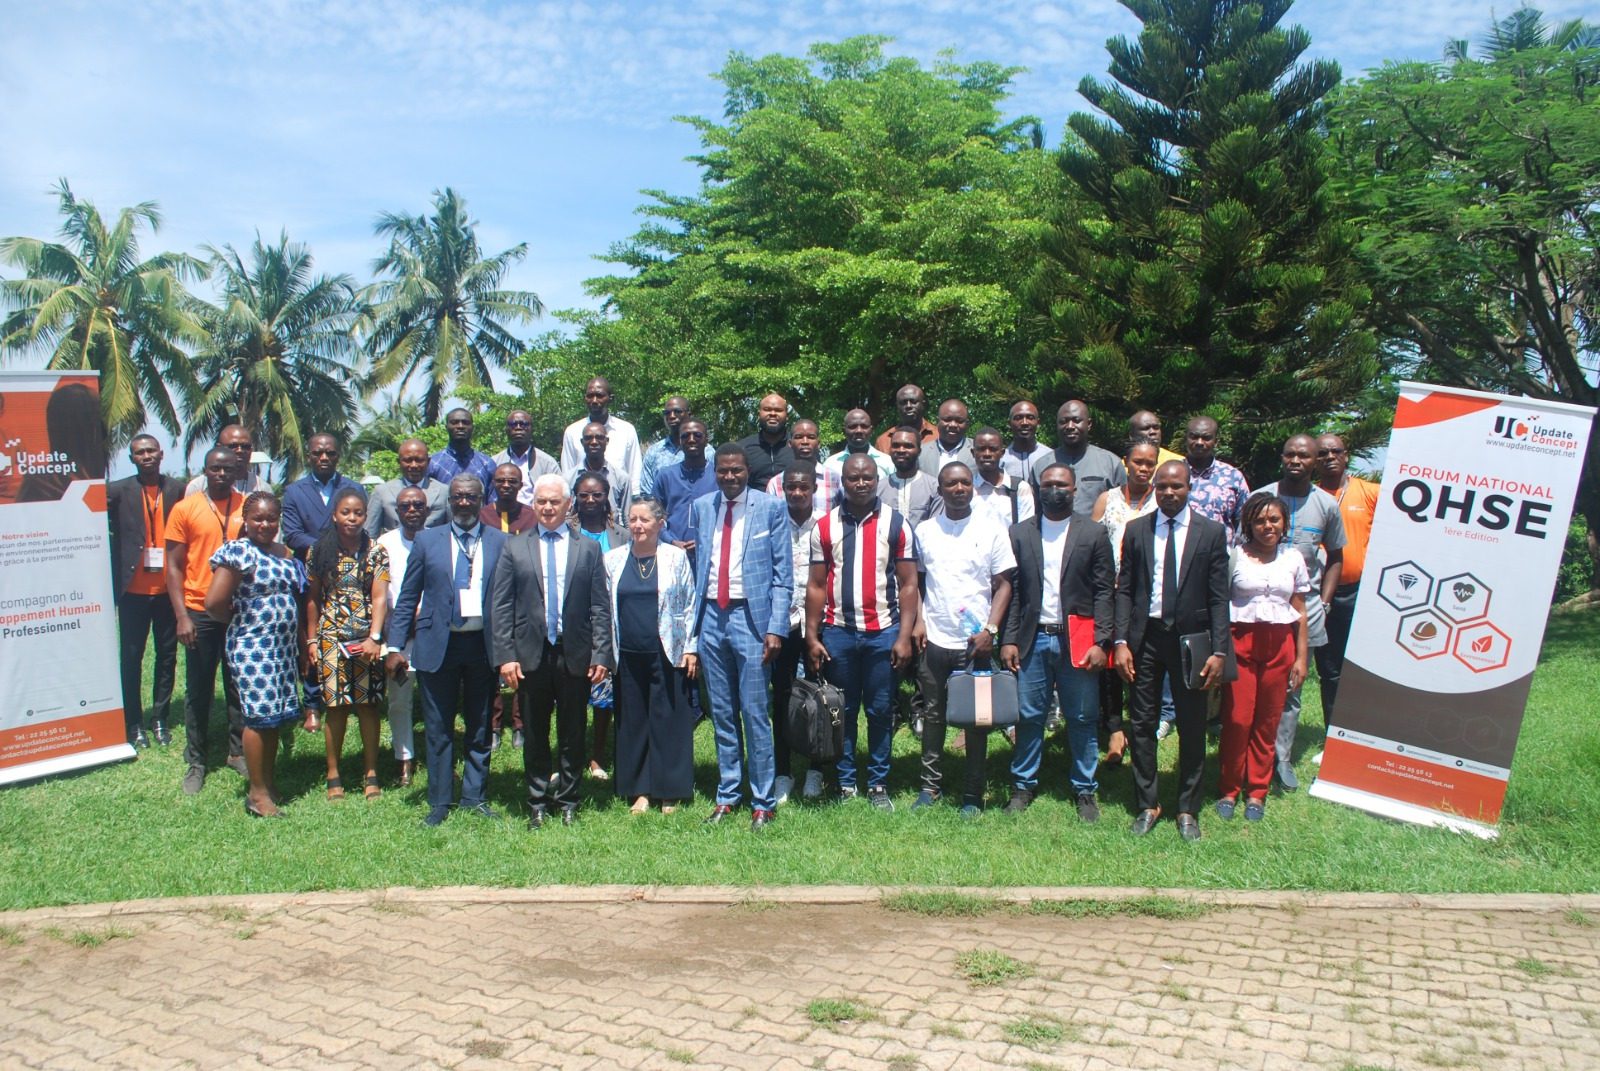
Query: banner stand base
xmin=0 ymin=743 xmax=136 ymax=788
xmin=1310 ymin=779 xmax=1498 ymax=840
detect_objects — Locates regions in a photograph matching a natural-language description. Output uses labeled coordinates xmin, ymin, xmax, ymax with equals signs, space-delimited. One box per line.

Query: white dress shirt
xmin=560 ymin=414 xmax=642 ymax=489
xmin=706 ymin=493 xmax=748 ymax=601
xmin=973 ymin=470 xmax=1036 ymax=528
xmin=1149 ymin=507 xmax=1192 ymax=621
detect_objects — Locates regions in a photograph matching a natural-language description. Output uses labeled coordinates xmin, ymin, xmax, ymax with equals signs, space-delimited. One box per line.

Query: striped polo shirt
xmin=810 ymin=504 xmax=918 ymax=633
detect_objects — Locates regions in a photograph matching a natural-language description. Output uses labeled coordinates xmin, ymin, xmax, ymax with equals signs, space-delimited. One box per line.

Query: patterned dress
xmin=210 ymin=540 xmax=308 ymax=729
xmin=312 ymin=544 xmax=390 ymax=707
xmin=1100 ymin=486 xmax=1158 ymax=572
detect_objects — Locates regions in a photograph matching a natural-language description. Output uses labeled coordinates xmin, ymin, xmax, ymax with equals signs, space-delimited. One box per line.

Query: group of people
xmin=108 ymin=376 xmax=1376 ymax=836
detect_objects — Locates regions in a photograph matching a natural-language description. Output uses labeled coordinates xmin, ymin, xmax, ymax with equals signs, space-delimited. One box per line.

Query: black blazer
xmin=489 ymin=530 xmax=614 ymax=678
xmin=106 ymin=474 xmax=186 ymax=600
xmin=1004 ymin=515 xmax=1115 ymax=655
xmin=1114 ymin=508 xmax=1231 ymax=657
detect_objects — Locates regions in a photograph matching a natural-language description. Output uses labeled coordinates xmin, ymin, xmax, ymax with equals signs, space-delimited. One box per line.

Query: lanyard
xmin=208 ymin=494 xmax=236 ymax=541
xmin=143 ymin=485 xmax=163 ymax=544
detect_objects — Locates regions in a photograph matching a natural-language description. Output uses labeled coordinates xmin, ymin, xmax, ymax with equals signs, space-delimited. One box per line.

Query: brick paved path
xmin=1 ymin=888 xmax=1596 ymax=1070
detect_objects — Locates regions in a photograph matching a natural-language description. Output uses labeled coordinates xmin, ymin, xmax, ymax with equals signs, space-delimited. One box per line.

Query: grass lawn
xmin=1 ymin=612 xmax=1595 ymax=909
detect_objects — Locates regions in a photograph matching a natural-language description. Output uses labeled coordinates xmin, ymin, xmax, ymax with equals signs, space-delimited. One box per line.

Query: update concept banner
xmin=1311 ymin=382 xmax=1595 ymax=837
xmin=0 ymin=371 xmax=129 ymax=785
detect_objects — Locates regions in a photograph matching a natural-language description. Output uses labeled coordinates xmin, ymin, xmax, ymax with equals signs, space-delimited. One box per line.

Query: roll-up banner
xmin=0 ymin=371 xmax=129 ymax=785
xmin=1312 ymin=382 xmax=1595 ymax=838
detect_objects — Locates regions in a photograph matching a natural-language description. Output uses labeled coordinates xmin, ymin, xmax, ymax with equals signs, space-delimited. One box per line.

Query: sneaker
xmin=866 ymin=786 xmax=894 ymax=812
xmin=182 ymin=765 xmax=206 ymax=795
xmin=1003 ymin=789 xmax=1035 ymax=815
xmin=1215 ymin=797 xmax=1237 ymax=821
xmin=802 ymin=769 xmax=824 ymax=800
xmin=1045 ymin=711 xmax=1065 ymax=734
xmin=490 ymin=731 xmax=502 ymax=752
xmin=959 ymin=803 xmax=982 ymax=819
xmin=838 ymin=784 xmax=859 ymax=801
xmin=152 ymin=721 xmax=172 ymax=747
xmin=1155 ymin=720 xmax=1172 ymax=742
xmin=512 ymin=729 xmax=525 ymax=750
xmin=130 ymin=727 xmax=150 ymax=749
xmin=773 ymin=775 xmax=794 ymax=806
xmin=1075 ymin=792 xmax=1100 ymax=823
xmin=911 ymin=789 xmax=940 ymax=810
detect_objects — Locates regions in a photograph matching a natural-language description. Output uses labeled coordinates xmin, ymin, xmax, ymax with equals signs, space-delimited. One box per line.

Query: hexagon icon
xmin=1453 ymin=621 xmax=1511 ymax=674
xmin=1434 ymin=571 xmax=1491 ymax=624
xmin=1377 ymin=561 xmax=1434 ymax=612
xmin=1396 ymin=609 xmax=1451 ymax=660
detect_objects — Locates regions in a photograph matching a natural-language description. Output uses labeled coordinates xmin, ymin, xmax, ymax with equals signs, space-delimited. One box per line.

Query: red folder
xmin=1067 ymin=614 xmax=1097 ymax=667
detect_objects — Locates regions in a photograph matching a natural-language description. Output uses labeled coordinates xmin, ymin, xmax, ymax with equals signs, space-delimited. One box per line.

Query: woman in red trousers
xmin=1217 ymin=494 xmax=1309 ymax=822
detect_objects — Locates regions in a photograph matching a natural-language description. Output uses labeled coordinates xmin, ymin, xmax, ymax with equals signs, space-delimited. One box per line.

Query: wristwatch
xmin=983 ymin=623 xmax=999 ymax=639
xmin=368 ymin=633 xmax=382 ymax=645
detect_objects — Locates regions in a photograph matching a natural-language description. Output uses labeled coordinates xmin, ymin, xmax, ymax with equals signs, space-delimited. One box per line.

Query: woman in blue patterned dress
xmin=205 ymin=492 xmax=308 ymax=818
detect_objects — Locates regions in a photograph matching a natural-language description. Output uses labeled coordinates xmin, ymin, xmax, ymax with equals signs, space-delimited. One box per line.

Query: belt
xmin=715 ymin=598 xmax=749 ymax=609
xmin=1040 ymin=623 xmax=1065 ymax=636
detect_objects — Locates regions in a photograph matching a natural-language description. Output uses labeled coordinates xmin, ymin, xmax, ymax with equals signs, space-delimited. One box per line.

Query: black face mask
xmin=1039 ymin=487 xmax=1074 ymax=513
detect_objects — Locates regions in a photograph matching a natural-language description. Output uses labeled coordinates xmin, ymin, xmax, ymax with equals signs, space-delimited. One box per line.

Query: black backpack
xmin=786 ymin=677 xmax=846 ymax=762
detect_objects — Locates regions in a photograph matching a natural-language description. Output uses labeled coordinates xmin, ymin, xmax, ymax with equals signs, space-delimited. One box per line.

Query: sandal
xmin=364 ymin=775 xmax=382 ymax=801
xmin=326 ymin=777 xmax=345 ymax=801
xmin=303 ymin=710 xmax=321 ymax=733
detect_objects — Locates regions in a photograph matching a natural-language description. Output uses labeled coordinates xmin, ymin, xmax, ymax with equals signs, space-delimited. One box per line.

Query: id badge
xmin=458 ymin=584 xmax=483 ymax=619
xmin=143 ymin=546 xmax=165 ymax=571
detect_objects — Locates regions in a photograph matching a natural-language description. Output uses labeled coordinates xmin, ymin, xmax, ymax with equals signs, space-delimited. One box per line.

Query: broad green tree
xmin=1328 ymin=9 xmax=1599 ymax=586
xmin=188 ymin=232 xmax=362 ymax=475
xmin=0 ymin=180 xmax=203 ymax=444
xmin=362 ymin=188 xmax=544 ymax=426
xmin=583 ymin=37 xmax=1057 ymax=440
xmin=1028 ymin=0 xmax=1380 ymax=476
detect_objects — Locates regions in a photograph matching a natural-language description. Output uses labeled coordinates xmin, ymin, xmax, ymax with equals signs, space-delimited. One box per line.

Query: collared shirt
xmin=873 ymin=418 xmax=937 ymax=454
xmin=973 ymin=470 xmax=1036 ymax=529
xmin=637 ymin=435 xmax=684 ymax=497
xmin=1000 ymin=442 xmax=1053 ymax=485
xmin=886 ymin=469 xmax=941 ymax=526
xmin=536 ymin=524 xmax=569 ymax=639
xmin=560 ymin=414 xmax=642 ymax=489
xmin=1031 ymin=443 xmax=1126 ymax=518
xmin=915 ymin=510 xmax=1015 ymax=650
xmin=308 ymin=471 xmax=339 ymax=507
xmin=787 ymin=512 xmax=817 ymax=633
xmin=1150 ymin=508 xmax=1192 ymax=621
xmin=823 ymin=445 xmax=894 ymax=486
xmin=658 ymin=459 xmax=719 ymax=546
xmin=737 ymin=431 xmax=794 ymax=488
xmin=492 ymin=444 xmax=560 ymax=506
xmin=429 ymin=446 xmax=498 ymax=501
xmin=1187 ymin=458 xmax=1250 ymax=543
xmin=563 ymin=462 xmax=631 ymax=521
xmin=184 ymin=472 xmax=270 ymax=498
xmin=376 ymin=527 xmax=418 ymax=654
xmin=764 ymin=462 xmax=836 ymax=519
xmin=706 ymin=493 xmax=748 ymax=601
xmin=810 ymin=504 xmax=918 ymax=633
xmin=450 ymin=522 xmax=487 ymax=632
xmin=1039 ymin=515 xmax=1071 ymax=626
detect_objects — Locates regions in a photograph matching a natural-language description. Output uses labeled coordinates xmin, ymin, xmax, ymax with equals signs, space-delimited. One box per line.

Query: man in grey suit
xmin=490 ymin=473 xmax=613 ymax=828
xmin=366 ymin=438 xmax=450 ymax=536
xmin=918 ymin=398 xmax=976 ymax=476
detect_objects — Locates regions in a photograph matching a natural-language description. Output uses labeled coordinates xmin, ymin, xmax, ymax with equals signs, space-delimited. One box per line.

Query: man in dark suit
xmin=491 ymin=472 xmax=614 ymax=828
xmin=386 ymin=474 xmax=508 ymax=827
xmin=999 ymin=464 xmax=1115 ymax=820
xmin=281 ymin=433 xmax=366 ymax=559
xmin=1113 ymin=459 xmax=1231 ymax=841
xmin=691 ymin=444 xmax=793 ymax=831
xmin=107 ymin=434 xmax=186 ymax=748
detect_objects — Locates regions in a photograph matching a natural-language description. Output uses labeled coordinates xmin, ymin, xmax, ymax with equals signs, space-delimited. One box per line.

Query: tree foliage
xmin=1028 ymin=0 xmax=1380 ymax=476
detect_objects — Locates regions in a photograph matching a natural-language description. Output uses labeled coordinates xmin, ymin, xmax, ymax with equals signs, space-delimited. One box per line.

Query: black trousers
xmin=917 ymin=643 xmax=988 ymax=802
xmin=118 ymin=592 xmax=177 ymax=735
xmin=183 ymin=609 xmax=243 ymax=768
xmin=768 ymin=627 xmax=805 ymax=778
xmin=520 ymin=644 xmax=589 ymax=811
xmin=1127 ymin=622 xmax=1207 ymax=816
xmin=614 ymin=648 xmax=695 ymax=801
xmin=1099 ymin=670 xmax=1124 ymax=737
xmin=1313 ymin=583 xmax=1358 ymax=728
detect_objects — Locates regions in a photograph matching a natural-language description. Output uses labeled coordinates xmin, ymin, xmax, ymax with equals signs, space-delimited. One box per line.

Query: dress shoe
xmin=1215 ymin=797 xmax=1237 ymax=820
xmin=1075 ymin=792 xmax=1100 ymax=824
xmin=773 ymin=775 xmax=794 ymax=805
xmin=1176 ymin=813 xmax=1202 ymax=841
xmin=152 ymin=722 xmax=172 ymax=747
xmin=703 ymin=804 xmax=736 ymax=825
xmin=1003 ymin=789 xmax=1035 ymax=815
xmin=561 ymin=806 xmax=578 ymax=827
xmin=1275 ymin=761 xmax=1300 ymax=792
xmin=422 ymin=805 xmax=450 ymax=827
xmin=527 ymin=806 xmax=548 ymax=830
xmin=226 ymin=753 xmax=248 ymax=777
xmin=462 ymin=802 xmax=502 ymax=821
xmin=1244 ymin=800 xmax=1266 ymax=822
xmin=750 ymin=809 xmax=774 ymax=831
xmin=398 ymin=759 xmax=414 ymax=787
xmin=131 ymin=727 xmax=151 ymax=749
xmin=1129 ymin=808 xmax=1161 ymax=836
xmin=182 ymin=765 xmax=206 ymax=795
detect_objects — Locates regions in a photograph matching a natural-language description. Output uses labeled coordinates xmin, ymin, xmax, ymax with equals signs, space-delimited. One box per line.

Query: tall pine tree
xmin=1028 ymin=0 xmax=1380 ymax=477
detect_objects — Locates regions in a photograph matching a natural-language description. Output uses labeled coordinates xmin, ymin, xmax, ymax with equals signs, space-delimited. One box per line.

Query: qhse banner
xmin=0 ymin=371 xmax=129 ymax=785
xmin=1311 ymin=382 xmax=1595 ymax=837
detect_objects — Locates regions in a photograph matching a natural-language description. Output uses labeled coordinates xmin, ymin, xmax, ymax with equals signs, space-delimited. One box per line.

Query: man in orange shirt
xmin=166 ymin=448 xmax=248 ymax=794
xmin=1314 ymin=433 xmax=1379 ymax=729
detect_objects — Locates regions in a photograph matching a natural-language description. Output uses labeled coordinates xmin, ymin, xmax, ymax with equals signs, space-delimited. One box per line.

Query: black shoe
xmin=1129 ymin=808 xmax=1161 ymax=836
xmin=462 ymin=802 xmax=502 ymax=821
xmin=527 ymin=806 xmax=547 ymax=830
xmin=182 ymin=765 xmax=206 ymax=795
xmin=750 ymin=809 xmax=774 ymax=831
xmin=131 ymin=727 xmax=151 ymax=749
xmin=152 ymin=721 xmax=172 ymax=747
xmin=1075 ymin=793 xmax=1100 ymax=823
xmin=1003 ymin=789 xmax=1035 ymax=815
xmin=561 ymin=806 xmax=578 ymax=827
xmin=704 ymin=804 xmax=736 ymax=825
xmin=422 ymin=805 xmax=450 ymax=827
xmin=1176 ymin=813 xmax=1202 ymax=842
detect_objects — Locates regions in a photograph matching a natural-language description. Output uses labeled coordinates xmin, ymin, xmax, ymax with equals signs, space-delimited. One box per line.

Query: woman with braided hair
xmin=305 ymin=487 xmax=390 ymax=801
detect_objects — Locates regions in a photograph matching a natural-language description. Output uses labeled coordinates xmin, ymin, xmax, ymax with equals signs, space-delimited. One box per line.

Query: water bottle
xmin=958 ymin=606 xmax=984 ymax=637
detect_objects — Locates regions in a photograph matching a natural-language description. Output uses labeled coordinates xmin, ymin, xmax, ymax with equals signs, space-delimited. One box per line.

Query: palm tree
xmin=346 ymin=393 xmax=426 ymax=470
xmin=0 ymin=180 xmax=203 ymax=444
xmin=1447 ymin=7 xmax=1599 ymax=62
xmin=187 ymin=232 xmax=362 ymax=476
xmin=360 ymin=188 xmax=543 ymax=424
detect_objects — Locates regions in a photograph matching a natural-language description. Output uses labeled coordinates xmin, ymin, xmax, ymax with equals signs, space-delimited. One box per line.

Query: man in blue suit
xmin=385 ymin=474 xmax=508 ymax=827
xmin=281 ymin=433 xmax=367 ymax=559
xmin=691 ymin=443 xmax=793 ymax=831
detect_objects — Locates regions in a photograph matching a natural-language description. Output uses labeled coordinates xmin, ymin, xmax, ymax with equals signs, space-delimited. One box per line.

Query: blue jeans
xmin=821 ymin=625 xmax=897 ymax=791
xmin=1016 ymin=633 xmax=1100 ymax=794
xmin=700 ymin=602 xmax=777 ymax=811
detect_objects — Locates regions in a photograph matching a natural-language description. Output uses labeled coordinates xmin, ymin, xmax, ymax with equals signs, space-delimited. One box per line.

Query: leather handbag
xmin=786 ymin=677 xmax=846 ymax=762
xmin=945 ymin=668 xmax=1021 ymax=729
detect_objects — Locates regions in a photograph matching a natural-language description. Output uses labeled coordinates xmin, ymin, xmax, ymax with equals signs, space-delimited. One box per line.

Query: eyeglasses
xmin=506 ymin=420 xmax=531 ymax=429
xmin=448 ymin=493 xmax=481 ymax=503
xmin=397 ymin=501 xmax=428 ymax=511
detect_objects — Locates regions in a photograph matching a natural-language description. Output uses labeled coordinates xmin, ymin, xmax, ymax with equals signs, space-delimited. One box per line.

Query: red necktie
xmin=717 ymin=499 xmax=734 ymax=609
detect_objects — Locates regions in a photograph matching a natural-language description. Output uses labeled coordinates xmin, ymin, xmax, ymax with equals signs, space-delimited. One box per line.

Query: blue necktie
xmin=543 ymin=530 xmax=560 ymax=640
xmin=452 ymin=530 xmax=474 ymax=626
